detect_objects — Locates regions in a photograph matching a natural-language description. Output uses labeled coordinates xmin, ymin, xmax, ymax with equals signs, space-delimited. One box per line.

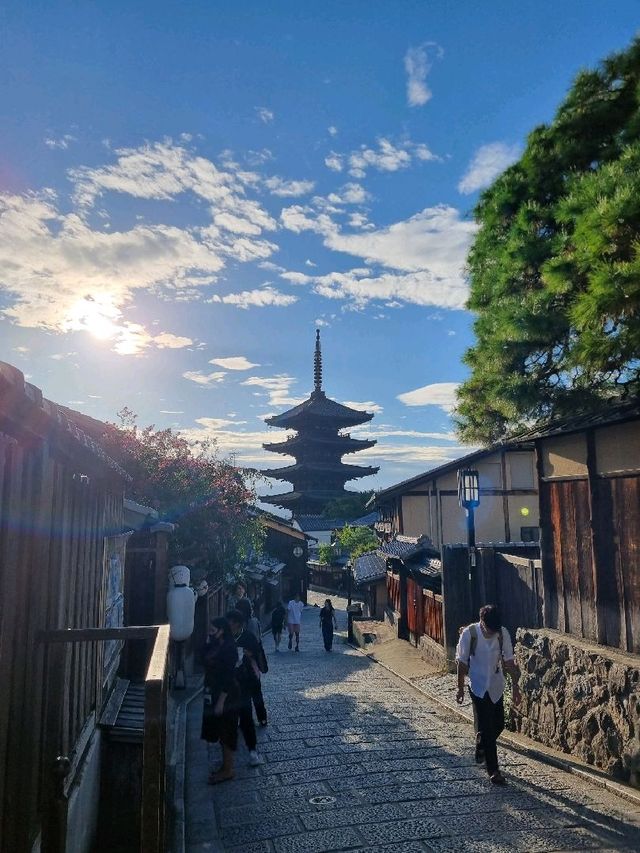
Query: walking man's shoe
xmin=248 ymin=750 xmax=264 ymax=766
xmin=490 ymin=771 xmax=506 ymax=785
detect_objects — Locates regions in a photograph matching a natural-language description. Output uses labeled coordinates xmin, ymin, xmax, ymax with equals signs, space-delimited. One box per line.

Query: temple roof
xmin=261 ymin=461 xmax=379 ymax=482
xmin=264 ymin=390 xmax=374 ymax=429
xmin=263 ymin=432 xmax=376 ymax=455
xmin=261 ymin=489 xmax=354 ymax=509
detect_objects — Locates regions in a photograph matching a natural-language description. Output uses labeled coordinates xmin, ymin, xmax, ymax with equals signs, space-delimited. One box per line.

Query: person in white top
xmin=456 ymin=604 xmax=521 ymax=785
xmin=287 ymin=592 xmax=305 ymax=652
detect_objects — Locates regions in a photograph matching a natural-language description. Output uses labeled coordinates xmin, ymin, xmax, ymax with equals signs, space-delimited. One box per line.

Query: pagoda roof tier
xmin=264 ymin=390 xmax=374 ymax=429
xmin=261 ymin=461 xmax=379 ymax=482
xmin=261 ymin=489 xmax=359 ymax=510
xmin=263 ymin=432 xmax=376 ymax=456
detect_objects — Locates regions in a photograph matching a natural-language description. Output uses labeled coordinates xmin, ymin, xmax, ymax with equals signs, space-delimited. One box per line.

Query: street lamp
xmin=458 ymin=468 xmax=480 ymax=580
xmin=346 ymin=559 xmax=353 ymax=608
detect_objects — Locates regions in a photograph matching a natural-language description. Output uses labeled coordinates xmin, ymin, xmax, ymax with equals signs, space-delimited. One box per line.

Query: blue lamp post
xmin=458 ymin=468 xmax=480 ymax=581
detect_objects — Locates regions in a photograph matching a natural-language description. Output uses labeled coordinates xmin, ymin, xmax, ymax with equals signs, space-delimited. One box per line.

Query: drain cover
xmin=308 ymin=795 xmax=336 ymax=805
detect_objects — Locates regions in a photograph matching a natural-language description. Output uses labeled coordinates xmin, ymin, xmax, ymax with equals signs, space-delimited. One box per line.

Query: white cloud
xmin=279 ymin=271 xmax=313 ymax=285
xmin=152 ymin=332 xmax=193 ymax=349
xmin=328 ymin=126 xmax=338 ymax=137
xmin=397 ymin=381 xmax=460 ymax=411
xmin=280 ymin=205 xmax=338 ymax=237
xmin=193 ymin=416 xmax=247 ymax=429
xmin=344 ymin=138 xmax=438 ymax=178
xmin=209 ymin=356 xmax=260 ymax=370
xmin=341 ymin=400 xmax=384 ymax=414
xmin=325 ymin=152 xmax=343 ymax=172
xmin=305 ymin=259 xmax=317 ymax=267
xmin=458 ymin=142 xmax=520 ymax=194
xmin=256 ymin=107 xmax=274 ymax=124
xmin=264 ymin=177 xmax=315 ymax=197
xmin=210 ymin=286 xmax=297 ymax=309
xmin=45 ymin=134 xmax=77 ymax=150
xmin=0 ymin=140 xmax=288 ymax=353
xmin=404 ymin=43 xmax=442 ymax=107
xmin=326 ymin=205 xmax=475 ymax=275
xmin=241 ymin=374 xmax=304 ymax=408
xmin=182 ymin=370 xmax=227 ymax=386
xmin=327 ymin=183 xmax=370 ymax=205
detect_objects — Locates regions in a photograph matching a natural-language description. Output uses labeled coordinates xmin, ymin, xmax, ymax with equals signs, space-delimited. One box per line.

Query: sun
xmin=66 ymin=296 xmax=120 ymax=340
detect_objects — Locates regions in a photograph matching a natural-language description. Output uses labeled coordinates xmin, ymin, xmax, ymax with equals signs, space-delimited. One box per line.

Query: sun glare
xmin=66 ymin=297 xmax=120 ymax=340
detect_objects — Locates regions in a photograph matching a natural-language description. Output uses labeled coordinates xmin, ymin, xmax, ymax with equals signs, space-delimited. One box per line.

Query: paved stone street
xmin=185 ymin=594 xmax=640 ymax=852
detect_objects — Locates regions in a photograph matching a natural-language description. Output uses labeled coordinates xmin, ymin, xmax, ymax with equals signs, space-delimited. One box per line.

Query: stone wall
xmin=514 ymin=627 xmax=640 ymax=786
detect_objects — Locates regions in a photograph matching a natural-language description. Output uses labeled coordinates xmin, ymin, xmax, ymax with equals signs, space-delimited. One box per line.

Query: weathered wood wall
xmin=441 ymin=544 xmax=542 ymax=665
xmin=538 ymin=423 xmax=640 ymax=654
xmin=0 ymin=364 xmax=126 ymax=853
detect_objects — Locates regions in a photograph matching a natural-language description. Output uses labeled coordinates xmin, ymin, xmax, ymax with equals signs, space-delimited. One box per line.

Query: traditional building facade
xmin=261 ymin=330 xmax=378 ymax=516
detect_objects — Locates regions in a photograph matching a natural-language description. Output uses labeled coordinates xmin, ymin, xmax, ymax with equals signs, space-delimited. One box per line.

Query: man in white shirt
xmin=456 ymin=604 xmax=521 ymax=785
xmin=287 ymin=592 xmax=304 ymax=652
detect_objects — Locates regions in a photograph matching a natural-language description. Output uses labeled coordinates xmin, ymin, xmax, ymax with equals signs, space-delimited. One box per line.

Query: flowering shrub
xmin=102 ymin=408 xmax=263 ymax=583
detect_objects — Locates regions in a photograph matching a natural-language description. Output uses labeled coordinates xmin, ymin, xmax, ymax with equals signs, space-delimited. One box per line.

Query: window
xmin=509 ymin=453 xmax=535 ymax=489
xmin=520 ymin=526 xmax=540 ymax=543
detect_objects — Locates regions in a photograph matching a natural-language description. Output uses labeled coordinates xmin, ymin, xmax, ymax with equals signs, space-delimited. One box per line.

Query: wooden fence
xmin=390 ymin=572 xmax=443 ymax=647
xmin=387 ymin=571 xmax=401 ymax=612
xmin=39 ymin=626 xmax=171 ymax=853
xmin=441 ymin=544 xmax=542 ymax=665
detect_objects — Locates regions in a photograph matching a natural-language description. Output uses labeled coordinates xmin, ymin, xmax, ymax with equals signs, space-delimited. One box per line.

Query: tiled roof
xmin=295 ymin=515 xmax=347 ymax=532
xmin=265 ymin=391 xmax=374 ymax=428
xmin=380 ymin=535 xmax=433 ymax=560
xmin=509 ymin=398 xmax=640 ymax=441
xmin=350 ymin=511 xmax=378 ymax=527
xmin=353 ymin=551 xmax=387 ymax=585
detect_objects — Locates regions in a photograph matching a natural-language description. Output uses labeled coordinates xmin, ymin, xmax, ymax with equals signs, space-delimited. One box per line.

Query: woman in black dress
xmin=201 ymin=616 xmax=240 ymax=783
xmin=319 ymin=599 xmax=338 ymax=651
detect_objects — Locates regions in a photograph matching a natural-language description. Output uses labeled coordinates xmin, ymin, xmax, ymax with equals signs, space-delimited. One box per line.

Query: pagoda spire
xmin=314 ymin=328 xmax=323 ymax=394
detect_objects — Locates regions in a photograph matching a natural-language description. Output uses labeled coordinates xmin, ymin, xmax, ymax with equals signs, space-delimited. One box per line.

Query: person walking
xmin=235 ymin=598 xmax=268 ymax=726
xmin=271 ymin=600 xmax=287 ymax=652
xmin=201 ymin=617 xmax=240 ymax=784
xmin=456 ymin=604 xmax=521 ymax=786
xmin=227 ymin=609 xmax=265 ymax=764
xmin=287 ymin=592 xmax=304 ymax=652
xmin=319 ymin=599 xmax=338 ymax=651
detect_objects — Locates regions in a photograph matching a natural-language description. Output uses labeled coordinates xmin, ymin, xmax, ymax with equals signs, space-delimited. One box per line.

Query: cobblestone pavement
xmin=185 ymin=592 xmax=640 ymax=852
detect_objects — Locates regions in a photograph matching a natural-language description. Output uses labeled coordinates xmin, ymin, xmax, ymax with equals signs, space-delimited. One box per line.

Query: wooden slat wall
xmin=539 ymin=432 xmax=640 ymax=655
xmin=422 ymin=589 xmax=444 ymax=645
xmin=0 ymin=428 xmax=124 ymax=852
xmin=387 ymin=572 xmax=401 ymax=612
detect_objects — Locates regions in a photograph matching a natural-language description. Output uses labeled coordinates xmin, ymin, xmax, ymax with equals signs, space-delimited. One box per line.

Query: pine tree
xmin=457 ymin=38 xmax=640 ymax=444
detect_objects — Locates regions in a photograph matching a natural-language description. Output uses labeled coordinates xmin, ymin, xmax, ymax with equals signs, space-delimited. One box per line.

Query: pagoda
xmin=261 ymin=330 xmax=378 ymax=515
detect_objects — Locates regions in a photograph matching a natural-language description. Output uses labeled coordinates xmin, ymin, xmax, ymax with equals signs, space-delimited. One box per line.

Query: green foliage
xmin=322 ymin=491 xmax=374 ymax=519
xmin=101 ymin=410 xmax=263 ymax=583
xmin=336 ymin=525 xmax=378 ymax=560
xmin=457 ymin=38 xmax=640 ymax=444
xmin=317 ymin=543 xmax=334 ymax=565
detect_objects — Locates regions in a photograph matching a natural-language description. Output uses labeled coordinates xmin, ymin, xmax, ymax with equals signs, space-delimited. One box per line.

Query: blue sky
xmin=1 ymin=1 xmax=638 ymax=501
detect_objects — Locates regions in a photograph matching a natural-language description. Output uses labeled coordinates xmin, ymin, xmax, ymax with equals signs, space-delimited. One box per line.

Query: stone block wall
xmin=514 ymin=627 xmax=640 ymax=786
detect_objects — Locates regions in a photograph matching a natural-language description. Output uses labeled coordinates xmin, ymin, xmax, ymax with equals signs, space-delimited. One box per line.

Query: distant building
xmin=374 ymin=443 xmax=539 ymax=550
xmin=261 ymin=330 xmax=378 ymax=516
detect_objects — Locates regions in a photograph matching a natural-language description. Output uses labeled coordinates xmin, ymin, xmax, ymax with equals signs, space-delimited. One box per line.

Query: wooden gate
xmin=406 ymin=577 xmax=424 ymax=639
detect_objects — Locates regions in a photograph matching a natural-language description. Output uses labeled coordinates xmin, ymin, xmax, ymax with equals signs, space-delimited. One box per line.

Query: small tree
xmin=317 ymin=543 xmax=334 ymax=565
xmin=336 ymin=525 xmax=378 ymax=560
xmin=322 ymin=491 xmax=374 ymax=520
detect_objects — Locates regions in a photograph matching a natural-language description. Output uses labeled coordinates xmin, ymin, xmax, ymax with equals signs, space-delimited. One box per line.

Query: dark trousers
xmin=470 ymin=690 xmax=504 ymax=776
xmin=238 ymin=695 xmax=257 ymax=751
xmin=322 ymin=624 xmax=334 ymax=650
xmin=251 ymin=678 xmax=267 ymax=724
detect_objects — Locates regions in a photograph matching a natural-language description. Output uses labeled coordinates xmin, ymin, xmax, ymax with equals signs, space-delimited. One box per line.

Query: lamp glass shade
xmin=458 ymin=468 xmax=480 ymax=508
